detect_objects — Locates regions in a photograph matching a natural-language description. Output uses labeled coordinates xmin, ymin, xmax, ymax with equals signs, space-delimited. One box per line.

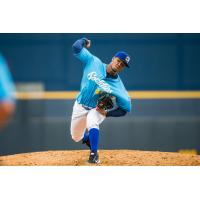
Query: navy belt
xmin=82 ymin=104 xmax=93 ymax=110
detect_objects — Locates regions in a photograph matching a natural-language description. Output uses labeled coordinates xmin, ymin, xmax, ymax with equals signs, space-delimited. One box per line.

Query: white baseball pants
xmin=70 ymin=101 xmax=106 ymax=142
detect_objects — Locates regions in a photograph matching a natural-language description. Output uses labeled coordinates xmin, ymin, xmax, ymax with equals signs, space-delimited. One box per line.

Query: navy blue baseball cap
xmin=114 ymin=51 xmax=130 ymax=68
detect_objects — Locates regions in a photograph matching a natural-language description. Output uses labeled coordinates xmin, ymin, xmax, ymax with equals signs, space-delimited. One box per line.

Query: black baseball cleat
xmin=82 ymin=138 xmax=91 ymax=150
xmin=87 ymin=151 xmax=100 ymax=164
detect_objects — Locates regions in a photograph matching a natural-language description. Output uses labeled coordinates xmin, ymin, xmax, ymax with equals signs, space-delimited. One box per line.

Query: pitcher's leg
xmin=71 ymin=115 xmax=87 ymax=142
xmin=70 ymin=101 xmax=88 ymax=142
xmin=82 ymin=130 xmax=91 ymax=149
xmin=86 ymin=109 xmax=106 ymax=131
xmin=86 ymin=109 xmax=106 ymax=163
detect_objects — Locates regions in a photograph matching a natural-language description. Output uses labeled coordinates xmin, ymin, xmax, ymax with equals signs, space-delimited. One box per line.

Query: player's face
xmin=111 ymin=57 xmax=126 ymax=73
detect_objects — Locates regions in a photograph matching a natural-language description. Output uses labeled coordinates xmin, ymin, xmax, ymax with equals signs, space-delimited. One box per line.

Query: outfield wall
xmin=0 ymin=98 xmax=200 ymax=156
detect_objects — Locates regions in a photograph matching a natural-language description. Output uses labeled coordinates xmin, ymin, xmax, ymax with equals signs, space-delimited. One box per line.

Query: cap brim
xmin=122 ymin=61 xmax=130 ymax=68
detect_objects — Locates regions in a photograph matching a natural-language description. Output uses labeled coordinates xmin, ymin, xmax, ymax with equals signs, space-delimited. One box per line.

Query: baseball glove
xmin=96 ymin=92 xmax=115 ymax=110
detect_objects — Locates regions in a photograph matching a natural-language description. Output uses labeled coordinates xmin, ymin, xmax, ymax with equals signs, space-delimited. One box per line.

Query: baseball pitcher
xmin=70 ymin=38 xmax=131 ymax=164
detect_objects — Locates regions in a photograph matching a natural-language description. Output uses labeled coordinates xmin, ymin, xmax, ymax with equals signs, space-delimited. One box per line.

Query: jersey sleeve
xmin=113 ymin=80 xmax=132 ymax=112
xmin=116 ymin=95 xmax=132 ymax=113
xmin=74 ymin=47 xmax=93 ymax=64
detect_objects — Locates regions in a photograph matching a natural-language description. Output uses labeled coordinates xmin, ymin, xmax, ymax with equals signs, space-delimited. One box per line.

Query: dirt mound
xmin=0 ymin=150 xmax=200 ymax=166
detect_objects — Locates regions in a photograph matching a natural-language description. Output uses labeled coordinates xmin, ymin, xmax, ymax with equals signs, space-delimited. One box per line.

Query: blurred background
xmin=0 ymin=33 xmax=200 ymax=155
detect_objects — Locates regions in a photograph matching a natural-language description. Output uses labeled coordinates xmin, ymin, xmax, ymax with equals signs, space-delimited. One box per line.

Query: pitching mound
xmin=0 ymin=150 xmax=200 ymax=166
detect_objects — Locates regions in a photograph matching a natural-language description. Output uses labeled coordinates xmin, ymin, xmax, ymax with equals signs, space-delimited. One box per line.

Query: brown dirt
xmin=0 ymin=150 xmax=200 ymax=166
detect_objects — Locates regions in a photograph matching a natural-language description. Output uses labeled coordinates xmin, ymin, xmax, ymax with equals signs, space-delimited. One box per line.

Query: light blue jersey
xmin=74 ymin=48 xmax=131 ymax=112
xmin=0 ymin=54 xmax=16 ymax=102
